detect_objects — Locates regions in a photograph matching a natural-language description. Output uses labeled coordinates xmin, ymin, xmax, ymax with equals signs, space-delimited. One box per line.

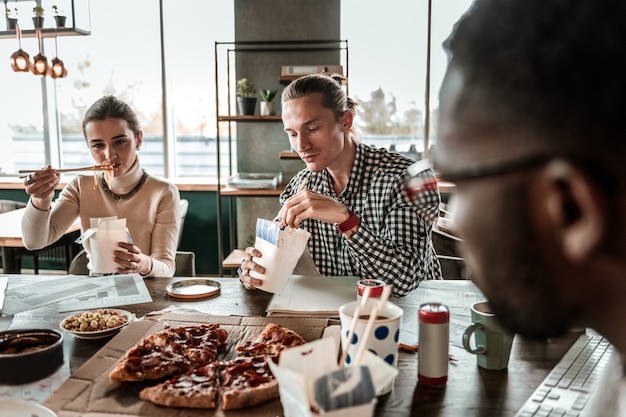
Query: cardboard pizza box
xmin=44 ymin=310 xmax=340 ymax=417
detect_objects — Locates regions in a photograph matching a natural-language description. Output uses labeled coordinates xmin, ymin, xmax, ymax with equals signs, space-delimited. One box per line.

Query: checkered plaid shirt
xmin=280 ymin=143 xmax=442 ymax=297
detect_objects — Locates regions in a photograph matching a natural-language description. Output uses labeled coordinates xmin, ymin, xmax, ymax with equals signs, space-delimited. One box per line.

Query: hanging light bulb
xmin=10 ymin=24 xmax=31 ymax=72
xmin=50 ymin=29 xmax=67 ymax=79
xmin=50 ymin=57 xmax=67 ymax=78
xmin=32 ymin=53 xmax=48 ymax=75
xmin=31 ymin=28 xmax=48 ymax=76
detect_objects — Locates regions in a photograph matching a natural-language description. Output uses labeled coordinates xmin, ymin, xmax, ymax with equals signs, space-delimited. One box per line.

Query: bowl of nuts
xmin=60 ymin=308 xmax=134 ymax=340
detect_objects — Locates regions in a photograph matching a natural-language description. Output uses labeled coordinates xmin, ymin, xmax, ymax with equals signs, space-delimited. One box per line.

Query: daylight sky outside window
xmin=341 ymin=0 xmax=473 ymax=154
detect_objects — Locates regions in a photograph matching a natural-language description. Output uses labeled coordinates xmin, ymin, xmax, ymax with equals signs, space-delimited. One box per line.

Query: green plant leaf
xmin=236 ymin=78 xmax=257 ymax=98
xmin=259 ymin=89 xmax=277 ymax=102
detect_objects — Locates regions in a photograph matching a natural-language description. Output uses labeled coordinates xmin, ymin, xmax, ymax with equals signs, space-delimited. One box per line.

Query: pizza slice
xmin=235 ymin=323 xmax=307 ymax=357
xmin=139 ymin=363 xmax=219 ymax=409
xmin=219 ymin=355 xmax=279 ymax=410
xmin=109 ymin=324 xmax=228 ymax=382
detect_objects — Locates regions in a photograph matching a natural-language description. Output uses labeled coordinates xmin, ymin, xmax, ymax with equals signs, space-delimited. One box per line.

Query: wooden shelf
xmin=279 ymin=74 xmax=348 ymax=85
xmin=0 ymin=27 xmax=90 ymax=39
xmin=222 ymin=248 xmax=246 ymax=269
xmin=217 ymin=115 xmax=282 ymax=122
xmin=279 ymin=151 xmax=300 ymax=159
xmin=220 ymin=185 xmax=285 ymax=196
xmin=279 ymin=75 xmax=301 ymax=85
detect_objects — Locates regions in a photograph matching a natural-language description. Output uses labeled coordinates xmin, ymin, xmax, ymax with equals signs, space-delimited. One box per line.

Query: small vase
xmin=54 ymin=15 xmax=66 ymax=27
xmin=32 ymin=16 xmax=44 ymax=29
xmin=6 ymin=17 xmax=18 ymax=30
xmin=237 ymin=97 xmax=257 ymax=116
xmin=259 ymin=101 xmax=276 ymax=116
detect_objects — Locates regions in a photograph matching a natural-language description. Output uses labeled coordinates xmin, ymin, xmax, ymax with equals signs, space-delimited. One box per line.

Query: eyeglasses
xmin=404 ymin=154 xmax=557 ymax=206
xmin=428 ymin=150 xmax=623 ymax=197
xmin=431 ymin=154 xmax=555 ymax=183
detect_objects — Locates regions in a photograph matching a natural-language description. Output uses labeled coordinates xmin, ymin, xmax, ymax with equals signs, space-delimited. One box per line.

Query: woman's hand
xmin=114 ymin=242 xmax=153 ymax=276
xmin=238 ymin=246 xmax=264 ymax=290
xmin=23 ymin=166 xmax=61 ymax=211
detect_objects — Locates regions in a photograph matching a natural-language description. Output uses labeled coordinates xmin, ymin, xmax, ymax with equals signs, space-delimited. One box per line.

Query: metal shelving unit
xmin=214 ymin=39 xmax=348 ymax=275
xmin=1 ymin=0 xmax=90 ymax=39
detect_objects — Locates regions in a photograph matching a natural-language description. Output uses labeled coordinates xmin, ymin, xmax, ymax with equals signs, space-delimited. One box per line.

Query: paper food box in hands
xmin=75 ymin=217 xmax=132 ymax=274
xmin=269 ymin=337 xmax=398 ymax=417
xmin=250 ymin=218 xmax=311 ymax=293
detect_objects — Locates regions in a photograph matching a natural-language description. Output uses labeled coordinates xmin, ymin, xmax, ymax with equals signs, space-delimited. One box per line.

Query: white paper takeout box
xmin=251 ymin=219 xmax=311 ymax=293
xmin=75 ymin=216 xmax=132 ymax=274
xmin=269 ymin=337 xmax=398 ymax=417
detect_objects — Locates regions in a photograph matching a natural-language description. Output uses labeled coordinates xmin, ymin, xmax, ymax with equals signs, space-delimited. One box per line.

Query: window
xmin=1 ymin=1 xmax=470 ymax=177
xmin=163 ymin=0 xmax=234 ymax=177
xmin=341 ymin=0 xmax=474 ymax=159
xmin=1 ymin=0 xmax=233 ymax=178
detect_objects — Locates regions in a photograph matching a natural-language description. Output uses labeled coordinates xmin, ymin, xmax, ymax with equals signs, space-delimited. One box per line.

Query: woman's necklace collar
xmin=101 ymin=170 xmax=148 ymax=201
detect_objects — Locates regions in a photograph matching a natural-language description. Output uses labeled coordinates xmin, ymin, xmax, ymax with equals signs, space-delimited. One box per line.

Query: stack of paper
xmin=266 ymin=275 xmax=359 ymax=317
xmin=1 ymin=274 xmax=152 ymax=315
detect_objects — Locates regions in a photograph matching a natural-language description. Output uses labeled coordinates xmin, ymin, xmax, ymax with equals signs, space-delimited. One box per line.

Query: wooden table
xmin=0 ymin=208 xmax=80 ymax=273
xmin=2 ymin=276 xmax=581 ymax=417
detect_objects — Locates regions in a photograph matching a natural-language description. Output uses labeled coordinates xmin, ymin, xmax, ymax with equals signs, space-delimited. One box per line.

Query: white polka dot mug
xmin=339 ymin=300 xmax=403 ymax=369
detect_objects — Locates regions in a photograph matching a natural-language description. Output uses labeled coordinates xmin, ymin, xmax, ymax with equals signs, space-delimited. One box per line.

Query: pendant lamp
xmin=50 ymin=29 xmax=67 ymax=78
xmin=9 ymin=24 xmax=31 ymax=72
xmin=31 ymin=28 xmax=49 ymax=76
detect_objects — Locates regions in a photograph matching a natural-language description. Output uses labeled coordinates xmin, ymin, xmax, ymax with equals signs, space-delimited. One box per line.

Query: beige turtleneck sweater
xmin=21 ymin=159 xmax=181 ymax=277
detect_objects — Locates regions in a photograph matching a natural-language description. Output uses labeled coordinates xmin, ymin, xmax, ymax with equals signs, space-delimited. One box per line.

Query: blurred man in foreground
xmin=433 ymin=0 xmax=626 ymax=414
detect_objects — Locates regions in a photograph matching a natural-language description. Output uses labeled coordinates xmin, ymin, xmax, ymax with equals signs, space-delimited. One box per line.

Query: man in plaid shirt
xmin=239 ymin=74 xmax=442 ymax=296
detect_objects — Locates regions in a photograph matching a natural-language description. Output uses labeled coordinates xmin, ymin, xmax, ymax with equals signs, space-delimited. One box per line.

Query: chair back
xmin=432 ymin=228 xmax=465 ymax=280
xmin=68 ymin=249 xmax=89 ymax=275
xmin=0 ymin=199 xmax=26 ymax=213
xmin=68 ymin=249 xmax=196 ymax=277
xmin=174 ymin=251 xmax=195 ymax=277
xmin=178 ymin=199 xmax=189 ymax=249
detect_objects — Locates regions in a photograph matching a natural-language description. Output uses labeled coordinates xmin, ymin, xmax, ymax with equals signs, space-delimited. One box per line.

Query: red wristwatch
xmin=335 ymin=211 xmax=361 ymax=234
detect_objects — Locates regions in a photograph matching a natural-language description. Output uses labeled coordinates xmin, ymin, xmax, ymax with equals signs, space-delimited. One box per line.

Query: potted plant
xmin=32 ymin=5 xmax=44 ymax=28
xmin=236 ymin=78 xmax=257 ymax=116
xmin=5 ymin=7 xmax=18 ymax=30
xmin=52 ymin=5 xmax=66 ymax=27
xmin=259 ymin=89 xmax=277 ymax=116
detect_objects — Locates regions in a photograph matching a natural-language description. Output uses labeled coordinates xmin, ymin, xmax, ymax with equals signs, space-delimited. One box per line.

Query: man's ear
xmin=342 ymin=110 xmax=353 ymax=131
xmin=541 ymin=159 xmax=607 ymax=262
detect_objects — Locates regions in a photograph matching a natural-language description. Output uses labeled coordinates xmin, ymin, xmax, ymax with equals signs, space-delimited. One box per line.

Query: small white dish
xmin=166 ymin=279 xmax=221 ymax=299
xmin=59 ymin=308 xmax=134 ymax=340
xmin=0 ymin=398 xmax=57 ymax=417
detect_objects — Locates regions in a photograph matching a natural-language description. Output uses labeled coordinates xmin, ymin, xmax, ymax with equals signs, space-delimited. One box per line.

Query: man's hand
xmin=278 ymin=182 xmax=350 ymax=228
xmin=238 ymin=246 xmax=265 ymax=290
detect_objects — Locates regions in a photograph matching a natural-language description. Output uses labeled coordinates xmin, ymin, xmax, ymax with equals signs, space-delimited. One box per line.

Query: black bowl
xmin=0 ymin=328 xmax=64 ymax=384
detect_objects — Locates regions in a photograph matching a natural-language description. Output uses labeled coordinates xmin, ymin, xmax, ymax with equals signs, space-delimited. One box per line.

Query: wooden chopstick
xmin=354 ymin=285 xmax=391 ymax=365
xmin=18 ymin=165 xmax=113 ymax=177
xmin=339 ymin=286 xmax=372 ymax=367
